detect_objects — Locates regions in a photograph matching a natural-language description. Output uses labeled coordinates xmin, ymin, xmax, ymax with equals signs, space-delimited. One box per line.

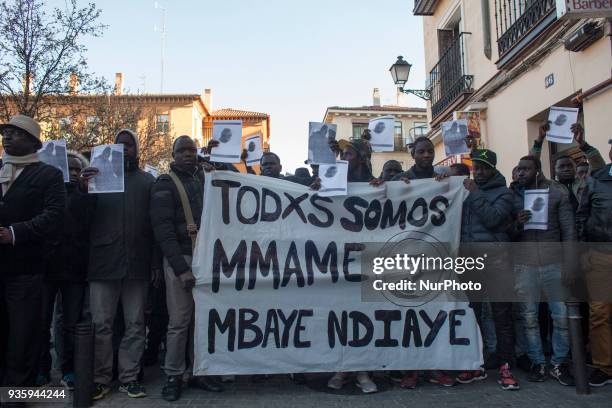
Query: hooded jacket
xmin=577 ymin=163 xmax=612 ymax=243
xmin=150 ymin=163 xmax=204 ymax=276
xmin=461 ymin=171 xmax=514 ymax=243
xmin=510 ymin=175 xmax=577 ymax=265
xmin=87 ymin=129 xmax=159 ymax=280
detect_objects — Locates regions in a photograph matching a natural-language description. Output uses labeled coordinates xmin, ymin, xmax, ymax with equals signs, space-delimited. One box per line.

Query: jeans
xmin=473 ymin=302 xmax=515 ymax=366
xmin=163 ymin=256 xmax=195 ymax=377
xmin=514 ymin=263 xmax=569 ymax=365
xmin=39 ymin=280 xmax=87 ymax=375
xmin=89 ymin=279 xmax=148 ymax=384
xmin=0 ymin=273 xmax=43 ymax=386
xmin=480 ymin=302 xmax=497 ymax=354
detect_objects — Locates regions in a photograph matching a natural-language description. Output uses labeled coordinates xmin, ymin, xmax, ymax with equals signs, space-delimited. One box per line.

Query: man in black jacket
xmin=457 ymin=149 xmax=519 ymax=390
xmin=576 ymin=140 xmax=612 ymax=388
xmin=0 ymin=115 xmax=65 ymax=388
xmin=37 ymin=151 xmax=91 ymax=389
xmin=150 ymin=136 xmax=223 ymax=401
xmin=81 ymin=129 xmax=160 ymax=401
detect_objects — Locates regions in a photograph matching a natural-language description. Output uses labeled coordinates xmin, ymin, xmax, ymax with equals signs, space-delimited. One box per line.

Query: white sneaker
xmin=356 ymin=371 xmax=378 ymax=394
xmin=327 ymin=372 xmax=348 ymax=390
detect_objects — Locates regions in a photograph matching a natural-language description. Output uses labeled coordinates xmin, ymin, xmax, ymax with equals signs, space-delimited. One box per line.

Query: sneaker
xmin=119 ymin=381 xmax=147 ymax=398
xmin=516 ymin=354 xmax=532 ymax=373
xmin=162 ymin=376 xmax=182 ymax=402
xmin=456 ymin=369 xmax=487 ymax=384
xmin=399 ymin=371 xmax=418 ymax=389
xmin=189 ymin=376 xmax=224 ymax=392
xmin=427 ymin=370 xmax=456 ymax=387
xmin=387 ymin=370 xmax=404 ymax=383
xmin=327 ymin=372 xmax=348 ymax=390
xmin=35 ymin=372 xmax=51 ymax=387
xmin=528 ymin=363 xmax=547 ymax=382
xmin=290 ymin=373 xmax=307 ymax=384
xmin=93 ymin=383 xmax=110 ymax=401
xmin=61 ymin=373 xmax=75 ymax=390
xmin=498 ymin=363 xmax=520 ymax=390
xmin=589 ymin=369 xmax=612 ymax=387
xmin=355 ymin=372 xmax=378 ymax=394
xmin=550 ymin=363 xmax=574 ymax=386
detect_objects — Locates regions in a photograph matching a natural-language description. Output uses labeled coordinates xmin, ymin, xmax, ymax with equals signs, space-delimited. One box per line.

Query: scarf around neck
xmin=0 ymin=152 xmax=40 ymax=187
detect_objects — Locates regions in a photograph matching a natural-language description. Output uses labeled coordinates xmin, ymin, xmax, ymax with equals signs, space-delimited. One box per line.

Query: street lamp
xmin=389 ymin=56 xmax=431 ymax=101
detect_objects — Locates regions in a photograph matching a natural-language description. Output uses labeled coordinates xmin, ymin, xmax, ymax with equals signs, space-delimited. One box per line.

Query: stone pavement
xmin=41 ymin=366 xmax=611 ymax=408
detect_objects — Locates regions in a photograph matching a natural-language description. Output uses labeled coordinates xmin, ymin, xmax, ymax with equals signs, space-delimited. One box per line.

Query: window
xmin=352 ymin=123 xmax=368 ymax=140
xmin=394 ymin=121 xmax=403 ymax=138
xmin=59 ymin=117 xmax=71 ymax=138
xmin=156 ymin=114 xmax=169 ymax=133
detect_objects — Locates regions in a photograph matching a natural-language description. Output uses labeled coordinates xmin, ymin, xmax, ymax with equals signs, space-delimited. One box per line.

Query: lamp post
xmin=389 ymin=56 xmax=431 ymax=100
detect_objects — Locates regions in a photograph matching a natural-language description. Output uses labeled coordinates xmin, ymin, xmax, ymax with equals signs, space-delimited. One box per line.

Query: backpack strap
xmin=167 ymin=171 xmax=197 ymax=251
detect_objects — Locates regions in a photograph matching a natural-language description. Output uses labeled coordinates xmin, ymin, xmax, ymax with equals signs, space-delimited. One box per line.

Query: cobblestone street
xmin=39 ymin=365 xmax=612 ymax=408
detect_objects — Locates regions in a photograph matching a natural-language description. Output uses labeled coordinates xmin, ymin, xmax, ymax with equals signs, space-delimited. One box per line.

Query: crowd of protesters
xmin=0 ymin=113 xmax=611 ymax=403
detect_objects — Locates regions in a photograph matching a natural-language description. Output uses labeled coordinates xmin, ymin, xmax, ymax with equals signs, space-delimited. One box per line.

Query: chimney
xmin=203 ymin=88 xmax=213 ymax=112
xmin=373 ymin=88 xmax=381 ymax=106
xmin=69 ymin=73 xmax=79 ymax=95
xmin=114 ymin=73 xmax=124 ymax=95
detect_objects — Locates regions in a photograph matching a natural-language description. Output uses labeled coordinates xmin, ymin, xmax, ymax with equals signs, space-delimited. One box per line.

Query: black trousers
xmin=39 ymin=280 xmax=86 ymax=375
xmin=472 ymin=301 xmax=515 ymax=367
xmin=0 ymin=273 xmax=43 ymax=386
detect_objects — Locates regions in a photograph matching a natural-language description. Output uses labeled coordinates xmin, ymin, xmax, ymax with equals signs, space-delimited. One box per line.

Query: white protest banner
xmin=441 ymin=119 xmax=470 ymax=156
xmin=39 ymin=139 xmax=69 ymax=182
xmin=192 ymin=173 xmax=482 ymax=375
xmin=245 ymin=133 xmax=264 ymax=165
xmin=308 ymin=122 xmax=337 ymax=164
xmin=524 ymin=189 xmax=549 ymax=230
xmin=211 ymin=120 xmax=243 ymax=163
xmin=318 ymin=160 xmax=348 ymax=197
xmin=368 ymin=116 xmax=395 ymax=152
xmin=546 ymin=106 xmax=579 ymax=144
xmin=89 ymin=144 xmax=124 ymax=194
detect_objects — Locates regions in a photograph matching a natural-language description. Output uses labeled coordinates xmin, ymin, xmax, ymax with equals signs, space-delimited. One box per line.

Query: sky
xmin=59 ymin=0 xmax=426 ymax=172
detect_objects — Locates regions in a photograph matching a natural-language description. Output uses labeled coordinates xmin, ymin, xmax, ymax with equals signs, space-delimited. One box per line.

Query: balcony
xmin=429 ymin=32 xmax=474 ymax=120
xmin=413 ymin=0 xmax=439 ymax=16
xmin=495 ymin=0 xmax=557 ymax=66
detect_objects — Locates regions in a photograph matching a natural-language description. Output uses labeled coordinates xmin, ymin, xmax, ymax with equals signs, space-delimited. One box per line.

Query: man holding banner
xmin=190 ymin=154 xmax=483 ymax=392
xmin=150 ymin=136 xmax=223 ymax=401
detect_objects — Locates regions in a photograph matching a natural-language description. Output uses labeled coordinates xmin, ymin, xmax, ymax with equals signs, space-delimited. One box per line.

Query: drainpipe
xmin=481 ymin=0 xmax=492 ymax=59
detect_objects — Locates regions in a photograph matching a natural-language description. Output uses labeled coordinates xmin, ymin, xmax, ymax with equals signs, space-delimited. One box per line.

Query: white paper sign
xmin=441 ymin=119 xmax=470 ymax=155
xmin=546 ymin=106 xmax=579 ymax=144
xmin=144 ymin=164 xmax=159 ymax=178
xmin=318 ymin=160 xmax=348 ymax=197
xmin=308 ymin=122 xmax=337 ymax=165
xmin=211 ymin=120 xmax=243 ymax=163
xmin=192 ymin=173 xmax=482 ymax=375
xmin=524 ymin=189 xmax=549 ymax=230
xmin=38 ymin=139 xmax=69 ymax=182
xmin=368 ymin=116 xmax=395 ymax=152
xmin=245 ymin=134 xmax=264 ymax=165
xmin=89 ymin=144 xmax=124 ymax=194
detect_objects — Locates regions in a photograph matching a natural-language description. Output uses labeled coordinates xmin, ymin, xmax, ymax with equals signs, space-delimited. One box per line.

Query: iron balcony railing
xmin=429 ymin=32 xmax=474 ymax=119
xmin=495 ymin=0 xmax=557 ymax=58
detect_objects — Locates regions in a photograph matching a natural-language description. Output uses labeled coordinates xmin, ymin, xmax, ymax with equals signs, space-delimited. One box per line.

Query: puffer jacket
xmin=510 ymin=176 xmax=577 ymax=265
xmin=577 ymin=163 xmax=612 ymax=243
xmin=150 ymin=163 xmax=204 ymax=276
xmin=461 ymin=171 xmax=514 ymax=243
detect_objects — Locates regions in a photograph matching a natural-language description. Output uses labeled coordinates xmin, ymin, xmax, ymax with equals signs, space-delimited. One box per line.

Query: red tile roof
xmin=211 ymin=108 xmax=269 ymax=119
